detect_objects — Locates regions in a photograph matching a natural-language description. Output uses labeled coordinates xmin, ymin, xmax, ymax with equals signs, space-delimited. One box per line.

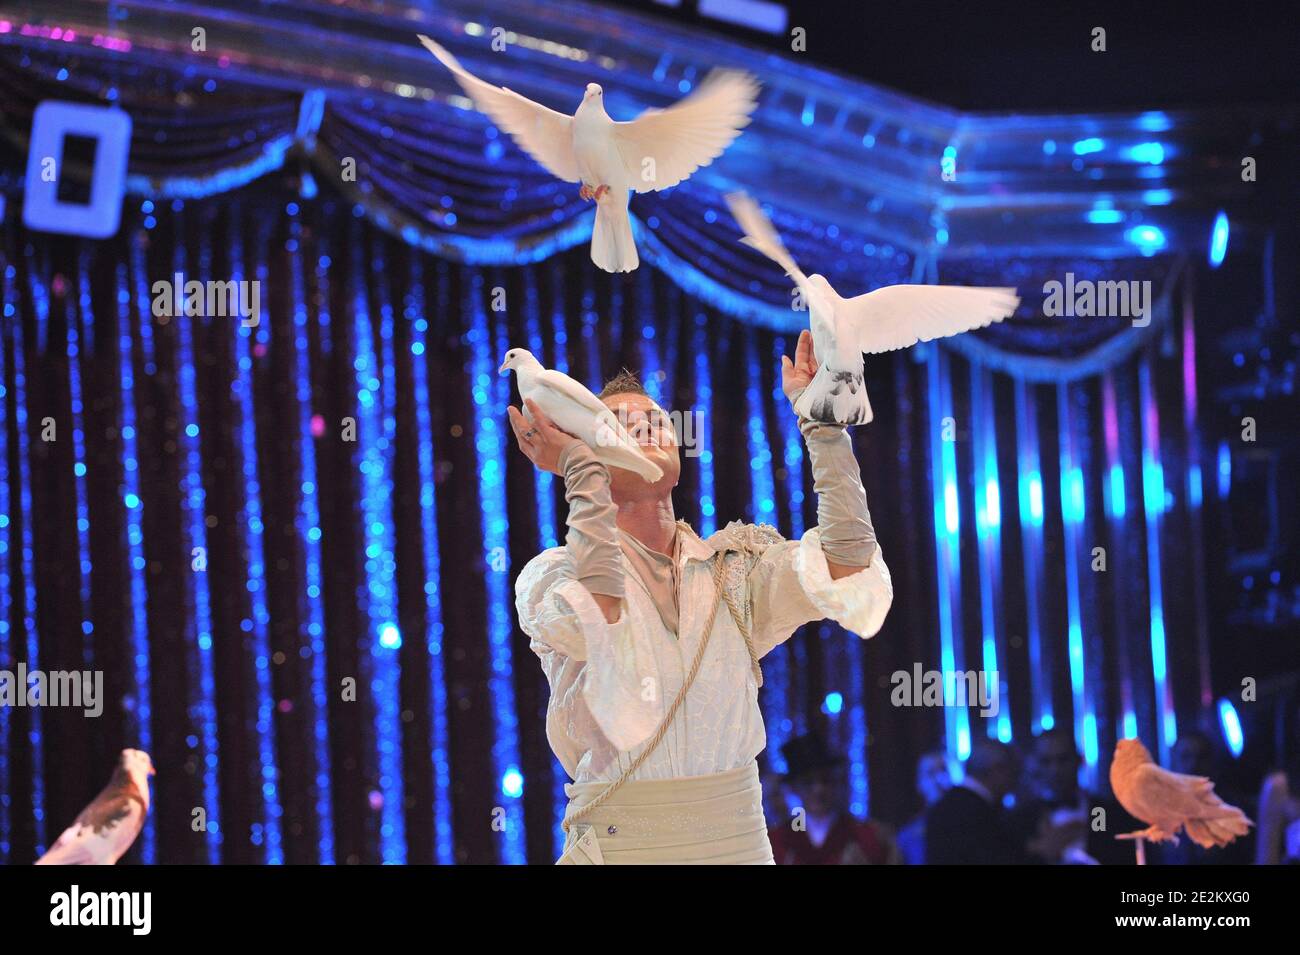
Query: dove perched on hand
xmin=418 ymin=35 xmax=759 ymax=273
xmin=36 ymin=748 xmax=154 ymax=865
xmin=726 ymin=191 xmax=1020 ymax=425
xmin=1110 ymin=738 xmax=1252 ymax=849
xmin=500 ymin=348 xmax=663 ymax=482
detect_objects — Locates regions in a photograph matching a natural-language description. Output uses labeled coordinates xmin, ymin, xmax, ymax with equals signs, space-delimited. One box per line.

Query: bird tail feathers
xmin=793 ymin=364 xmax=873 ymax=426
xmin=591 ymin=189 xmax=638 ymax=273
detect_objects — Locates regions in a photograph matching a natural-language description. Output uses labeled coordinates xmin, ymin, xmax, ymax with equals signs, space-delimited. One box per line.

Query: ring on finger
xmin=523 ymin=428 xmax=538 ymax=440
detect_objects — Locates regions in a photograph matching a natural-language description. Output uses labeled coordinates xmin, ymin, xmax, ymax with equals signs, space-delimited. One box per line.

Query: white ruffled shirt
xmin=515 ymin=523 xmax=893 ymax=784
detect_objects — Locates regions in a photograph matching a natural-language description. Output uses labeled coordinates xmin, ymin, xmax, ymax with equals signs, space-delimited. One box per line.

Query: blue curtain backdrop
xmin=0 ymin=24 xmax=1224 ymax=864
xmin=0 ymin=182 xmax=1211 ymax=864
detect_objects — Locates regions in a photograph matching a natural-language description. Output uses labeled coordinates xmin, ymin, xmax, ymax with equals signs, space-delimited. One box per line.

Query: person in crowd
xmin=768 ymin=732 xmax=900 ymax=864
xmin=897 ymin=750 xmax=952 ymax=864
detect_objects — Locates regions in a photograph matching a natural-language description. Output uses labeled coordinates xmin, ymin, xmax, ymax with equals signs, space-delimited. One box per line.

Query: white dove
xmin=36 ymin=748 xmax=154 ymax=865
xmin=726 ymin=191 xmax=1021 ymax=425
xmin=500 ymin=348 xmax=663 ymax=482
xmin=418 ymin=34 xmax=759 ymax=273
xmin=1110 ymin=738 xmax=1253 ymax=849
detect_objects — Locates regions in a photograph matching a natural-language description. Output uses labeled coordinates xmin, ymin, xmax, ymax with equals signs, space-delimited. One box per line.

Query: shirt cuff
xmin=792 ymin=527 xmax=893 ymax=638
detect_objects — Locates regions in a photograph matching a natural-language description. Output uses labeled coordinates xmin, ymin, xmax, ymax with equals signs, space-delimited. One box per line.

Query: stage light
xmin=502 ymin=768 xmax=524 ymax=799
xmin=1073 ymin=137 xmax=1105 ymax=155
xmin=1126 ymin=225 xmax=1166 ymax=256
xmin=1217 ymin=441 xmax=1232 ymax=499
xmin=379 ymin=624 xmax=402 ymax=650
xmin=1217 ymin=699 xmax=1244 ymax=757
xmin=1143 ymin=189 xmax=1173 ymax=205
xmin=1126 ymin=142 xmax=1165 ymax=165
xmin=1087 ymin=208 xmax=1124 ymax=224
xmin=823 ymin=692 xmax=843 ymax=715
xmin=1209 ymin=211 xmax=1229 ymax=268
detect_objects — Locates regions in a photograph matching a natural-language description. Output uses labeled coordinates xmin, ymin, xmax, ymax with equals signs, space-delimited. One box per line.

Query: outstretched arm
xmin=781 ymin=330 xmax=878 ymax=578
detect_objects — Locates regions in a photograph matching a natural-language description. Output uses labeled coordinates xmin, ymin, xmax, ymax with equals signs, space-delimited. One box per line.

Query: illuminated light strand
xmin=16 ymin=262 xmax=46 ymax=851
xmin=1014 ymin=378 xmax=1052 ymax=732
xmin=761 ymin=334 xmax=804 ymax=775
xmin=1101 ymin=372 xmax=1138 ymax=741
xmin=369 ymin=237 xmax=403 ymax=857
xmin=179 ymin=223 xmax=221 ymax=859
xmin=358 ymin=235 xmax=406 ymax=862
xmin=546 ymin=266 xmax=572 ymax=855
xmin=70 ymin=252 xmax=94 ymax=673
xmin=1057 ymin=384 xmax=1098 ymax=777
xmin=0 ymin=269 xmax=12 ymax=861
xmin=927 ymin=346 xmax=969 ymax=762
xmin=124 ymin=241 xmax=155 ymax=861
xmin=580 ymin=269 xmax=601 ymax=392
xmin=692 ymin=311 xmax=716 ymax=536
xmin=1180 ymin=284 xmax=1212 ymax=706
xmin=971 ymin=367 xmax=1011 ymax=743
xmin=229 ymin=208 xmax=282 ymax=861
xmin=288 ymin=208 xmax=333 ymax=862
xmin=410 ymin=259 xmax=452 ymax=864
xmin=467 ymin=269 xmax=526 ymax=863
xmin=1138 ymin=354 xmax=1175 ymax=761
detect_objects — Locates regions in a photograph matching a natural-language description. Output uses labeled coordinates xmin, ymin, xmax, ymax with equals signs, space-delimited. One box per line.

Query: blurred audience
xmin=768 ymin=733 xmax=900 ymax=864
xmin=1010 ymin=727 xmax=1141 ymax=865
xmin=1256 ymin=703 xmax=1300 ymax=865
xmin=897 ymin=750 xmax=952 ymax=864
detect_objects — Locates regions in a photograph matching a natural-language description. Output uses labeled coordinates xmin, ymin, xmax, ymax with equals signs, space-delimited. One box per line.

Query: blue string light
xmin=0 ymin=275 xmax=12 ymax=862
xmin=1014 ymin=379 xmax=1051 ymax=733
xmin=230 ymin=211 xmax=283 ymax=862
xmin=928 ymin=347 xmax=969 ymax=762
xmin=971 ymin=367 xmax=1010 ymax=743
xmin=349 ymin=226 xmax=405 ymax=862
xmin=290 ymin=210 xmax=334 ymax=862
xmin=123 ymin=243 xmax=155 ymax=862
xmin=70 ymin=253 xmax=94 ymax=675
xmin=1057 ymin=384 xmax=1098 ymax=778
xmin=692 ymin=312 xmax=716 ymax=536
xmin=178 ymin=223 xmax=222 ymax=860
xmin=411 ymin=260 xmax=453 ymax=864
xmin=467 ymin=269 xmax=526 ymax=863
xmin=16 ymin=263 xmax=46 ymax=852
xmin=1139 ymin=356 xmax=1175 ymax=760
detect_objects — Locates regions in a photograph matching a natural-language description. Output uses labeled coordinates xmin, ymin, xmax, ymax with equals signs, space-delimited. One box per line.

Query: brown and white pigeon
xmin=1110 ymin=738 xmax=1252 ymax=849
xmin=36 ymin=748 xmax=154 ymax=865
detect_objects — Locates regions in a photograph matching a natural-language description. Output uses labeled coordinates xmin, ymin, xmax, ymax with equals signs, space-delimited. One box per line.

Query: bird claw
xmin=579 ymin=184 xmax=594 ymax=201
xmin=1117 ymin=826 xmax=1179 ymax=845
xmin=594 ymin=184 xmax=610 ymax=201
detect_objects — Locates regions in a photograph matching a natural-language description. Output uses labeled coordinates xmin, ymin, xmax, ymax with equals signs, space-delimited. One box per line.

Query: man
xmin=768 ymin=732 xmax=900 ymax=865
xmin=510 ymin=330 xmax=893 ymax=864
xmin=925 ymin=741 xmax=1029 ymax=865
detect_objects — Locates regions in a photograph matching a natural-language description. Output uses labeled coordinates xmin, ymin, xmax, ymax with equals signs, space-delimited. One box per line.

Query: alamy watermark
xmin=1043 ymin=272 xmax=1151 ymax=327
xmin=0 ymin=664 xmax=103 ymax=717
xmin=891 ymin=664 xmax=999 ymax=718
xmin=151 ymin=272 xmax=260 ymax=327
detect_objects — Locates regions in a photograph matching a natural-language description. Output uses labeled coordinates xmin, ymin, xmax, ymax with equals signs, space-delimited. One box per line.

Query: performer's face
xmin=601 ymin=392 xmax=681 ymax=498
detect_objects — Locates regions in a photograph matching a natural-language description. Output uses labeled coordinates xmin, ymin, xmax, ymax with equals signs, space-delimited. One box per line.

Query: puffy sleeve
xmin=514 ymin=548 xmax=662 ymax=752
xmin=747 ymin=526 xmax=893 ymax=657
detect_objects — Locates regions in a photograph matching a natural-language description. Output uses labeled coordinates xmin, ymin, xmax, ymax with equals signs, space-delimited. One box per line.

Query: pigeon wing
xmin=534 ymin=369 xmax=652 ymax=459
xmin=417 ymin=35 xmax=581 ymax=183
xmin=1129 ymin=763 xmax=1226 ymax=822
xmin=724 ymin=192 xmax=827 ymax=311
xmin=611 ymin=69 xmax=759 ymax=194
xmin=843 ymin=285 xmax=1021 ymax=354
xmin=36 ymin=824 xmax=98 ymax=865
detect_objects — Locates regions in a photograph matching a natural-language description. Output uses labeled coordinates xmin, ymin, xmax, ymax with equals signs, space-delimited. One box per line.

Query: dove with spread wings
xmin=725 ymin=191 xmax=1020 ymax=426
xmin=418 ymin=35 xmax=758 ymax=273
